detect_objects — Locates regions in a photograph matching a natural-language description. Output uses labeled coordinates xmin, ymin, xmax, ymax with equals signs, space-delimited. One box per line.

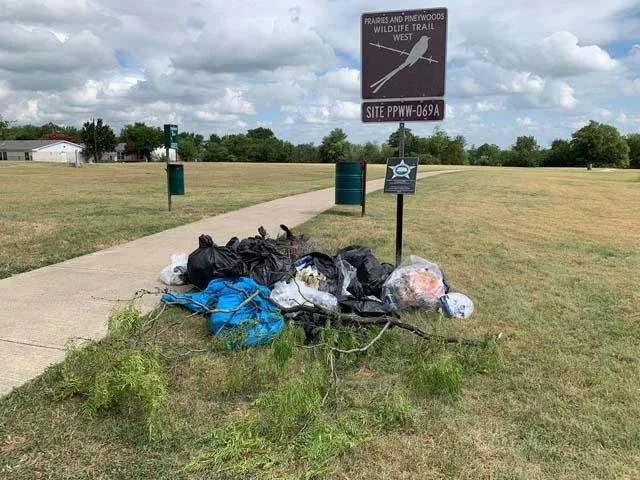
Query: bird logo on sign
xmin=389 ymin=159 xmax=416 ymax=179
xmin=369 ymin=35 xmax=438 ymax=94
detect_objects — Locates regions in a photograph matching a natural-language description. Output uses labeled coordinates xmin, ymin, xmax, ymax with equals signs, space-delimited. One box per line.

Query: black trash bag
xmin=291 ymin=311 xmax=328 ymax=345
xmin=339 ymin=297 xmax=396 ymax=317
xmin=294 ymin=252 xmax=341 ymax=295
xmin=187 ymin=234 xmax=246 ymax=290
xmin=345 ymin=275 xmax=364 ymax=299
xmin=225 ymin=236 xmax=240 ymax=250
xmin=336 ymin=245 xmax=394 ymax=298
xmin=236 ymin=236 xmax=295 ymax=288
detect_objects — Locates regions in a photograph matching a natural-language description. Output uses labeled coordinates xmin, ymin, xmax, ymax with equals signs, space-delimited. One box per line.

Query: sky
xmin=0 ymin=0 xmax=639 ymax=148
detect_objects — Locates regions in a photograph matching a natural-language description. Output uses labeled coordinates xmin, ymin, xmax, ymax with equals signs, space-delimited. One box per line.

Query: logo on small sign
xmin=384 ymin=157 xmax=419 ymax=195
xmin=389 ymin=158 xmax=416 ymax=179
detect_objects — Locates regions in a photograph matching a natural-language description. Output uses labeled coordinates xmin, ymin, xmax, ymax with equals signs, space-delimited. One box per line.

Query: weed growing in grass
xmin=187 ymin=398 xmax=369 ymax=478
xmin=52 ymin=307 xmax=171 ymax=441
xmin=456 ymin=335 xmax=504 ymax=374
xmin=410 ymin=353 xmax=463 ymax=400
xmin=373 ymin=393 xmax=417 ymax=431
xmin=107 ymin=305 xmax=142 ymax=338
xmin=302 ymin=412 xmax=368 ymax=478
xmin=271 ymin=322 xmax=304 ymax=373
xmin=218 ymin=347 xmax=276 ymax=398
xmin=255 ymin=360 xmax=327 ymax=441
xmin=185 ymin=420 xmax=291 ymax=476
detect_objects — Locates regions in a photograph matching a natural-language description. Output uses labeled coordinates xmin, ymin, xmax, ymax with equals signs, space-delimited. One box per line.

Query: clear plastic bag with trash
xmin=382 ymin=255 xmax=448 ymax=310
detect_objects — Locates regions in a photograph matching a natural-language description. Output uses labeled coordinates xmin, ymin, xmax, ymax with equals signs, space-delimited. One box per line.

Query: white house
xmin=0 ymin=140 xmax=84 ymax=162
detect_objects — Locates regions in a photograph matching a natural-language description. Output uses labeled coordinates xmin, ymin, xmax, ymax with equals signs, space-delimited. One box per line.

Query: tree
xmin=0 ymin=115 xmax=8 ymax=139
xmin=221 ymin=134 xmax=249 ymax=161
xmin=507 ymin=135 xmax=540 ymax=167
xmin=570 ymin=121 xmax=629 ymax=168
xmin=361 ymin=142 xmax=385 ymax=163
xmin=387 ymin=127 xmax=417 ymax=156
xmin=120 ymin=123 xmax=163 ymax=162
xmin=179 ymin=132 xmax=204 ymax=150
xmin=442 ymin=134 xmax=468 ymax=165
xmin=426 ymin=128 xmax=450 ymax=160
xmin=80 ymin=119 xmax=117 ymax=162
xmin=291 ymin=143 xmax=320 ymax=163
xmin=543 ymin=139 xmax=573 ymax=167
xmin=202 ymin=142 xmax=230 ymax=162
xmin=178 ymin=138 xmax=198 ymax=162
xmin=42 ymin=132 xmax=79 ymax=143
xmin=178 ymin=132 xmax=204 ymax=161
xmin=471 ymin=143 xmax=502 ymax=166
xmin=246 ymin=127 xmax=275 ymax=140
xmin=12 ymin=124 xmax=42 ymax=140
xmin=319 ymin=128 xmax=350 ymax=163
xmin=625 ymin=134 xmax=640 ymax=169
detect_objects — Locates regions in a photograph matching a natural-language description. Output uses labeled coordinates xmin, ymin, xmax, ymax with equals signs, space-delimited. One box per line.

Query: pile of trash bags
xmin=160 ymin=225 xmax=474 ymax=348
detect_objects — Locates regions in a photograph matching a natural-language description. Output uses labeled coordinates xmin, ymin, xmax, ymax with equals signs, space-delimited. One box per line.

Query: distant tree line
xmin=0 ymin=114 xmax=638 ymax=168
xmin=468 ymin=121 xmax=638 ymax=169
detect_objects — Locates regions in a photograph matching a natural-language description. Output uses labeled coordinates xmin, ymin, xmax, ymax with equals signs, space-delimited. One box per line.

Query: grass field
xmin=0 ymin=161 xmax=397 ymax=279
xmin=1 ymin=167 xmax=639 ymax=479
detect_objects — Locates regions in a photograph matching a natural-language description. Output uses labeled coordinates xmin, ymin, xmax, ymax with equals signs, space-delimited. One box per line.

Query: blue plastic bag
xmin=162 ymin=277 xmax=284 ymax=348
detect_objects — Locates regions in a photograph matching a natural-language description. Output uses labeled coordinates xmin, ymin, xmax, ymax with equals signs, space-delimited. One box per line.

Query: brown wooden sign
xmin=362 ymin=99 xmax=445 ymax=122
xmin=361 ymin=8 xmax=447 ymax=100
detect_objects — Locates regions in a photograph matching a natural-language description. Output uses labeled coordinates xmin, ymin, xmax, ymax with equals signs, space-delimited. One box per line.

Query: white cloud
xmin=213 ymin=88 xmax=255 ymax=115
xmin=320 ymin=68 xmax=360 ymax=93
xmin=533 ymin=31 xmax=618 ymax=76
xmin=465 ymin=29 xmax=618 ymax=78
xmin=0 ymin=0 xmax=638 ymax=148
xmin=476 ymin=100 xmax=503 ymax=112
xmin=172 ymin=17 xmax=335 ymax=73
xmin=281 ymin=99 xmax=360 ymax=124
xmin=516 ymin=116 xmax=537 ymax=127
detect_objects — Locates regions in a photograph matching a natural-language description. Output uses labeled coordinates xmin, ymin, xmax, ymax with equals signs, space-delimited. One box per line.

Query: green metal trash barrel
xmin=167 ymin=163 xmax=184 ymax=195
xmin=335 ymin=162 xmax=363 ymax=205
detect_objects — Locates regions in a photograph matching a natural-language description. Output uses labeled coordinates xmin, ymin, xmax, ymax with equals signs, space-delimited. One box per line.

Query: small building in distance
xmin=0 ymin=140 xmax=84 ymax=162
xmin=0 ymin=140 xmax=177 ymax=163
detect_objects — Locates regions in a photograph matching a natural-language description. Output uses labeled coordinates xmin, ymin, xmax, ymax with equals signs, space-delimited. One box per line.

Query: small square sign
xmin=164 ymin=124 xmax=178 ymax=150
xmin=384 ymin=157 xmax=419 ymax=195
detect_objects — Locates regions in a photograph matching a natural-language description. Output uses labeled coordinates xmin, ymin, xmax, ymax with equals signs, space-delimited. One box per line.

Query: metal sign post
xmin=397 ymin=122 xmax=405 ymax=266
xmin=382 ymin=126 xmax=420 ymax=266
xmin=164 ymin=124 xmax=178 ymax=211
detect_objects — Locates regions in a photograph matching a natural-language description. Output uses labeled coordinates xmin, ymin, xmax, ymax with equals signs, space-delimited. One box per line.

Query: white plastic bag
xmin=440 ymin=292 xmax=474 ymax=318
xmin=270 ymin=279 xmax=338 ymax=312
xmin=382 ymin=255 xmax=447 ymax=310
xmin=159 ymin=253 xmax=188 ymax=286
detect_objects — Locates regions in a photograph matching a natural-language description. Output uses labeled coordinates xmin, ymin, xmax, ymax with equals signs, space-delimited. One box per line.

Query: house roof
xmin=0 ymin=140 xmax=83 ymax=151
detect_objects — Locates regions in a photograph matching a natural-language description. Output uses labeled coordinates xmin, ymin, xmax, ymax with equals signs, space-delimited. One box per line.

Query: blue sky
xmin=0 ymin=0 xmax=639 ymax=148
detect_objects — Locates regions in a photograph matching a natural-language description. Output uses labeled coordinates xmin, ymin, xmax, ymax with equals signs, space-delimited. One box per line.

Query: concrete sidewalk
xmin=0 ymin=170 xmax=458 ymax=396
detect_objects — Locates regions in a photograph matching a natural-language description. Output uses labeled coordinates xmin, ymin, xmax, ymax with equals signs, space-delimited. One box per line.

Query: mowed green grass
xmin=1 ymin=167 xmax=639 ymax=479
xmin=0 ymin=161 xmax=397 ymax=279
xmin=305 ymin=168 xmax=640 ymax=478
